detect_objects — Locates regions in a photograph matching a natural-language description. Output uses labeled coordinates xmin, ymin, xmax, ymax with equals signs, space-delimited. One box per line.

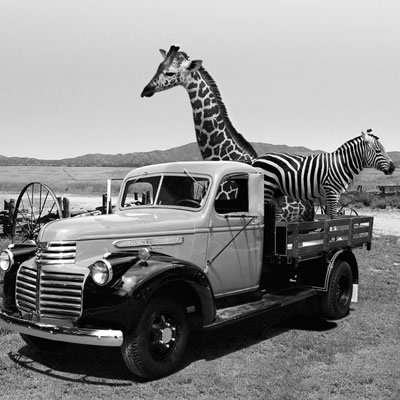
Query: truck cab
xmin=0 ymin=161 xmax=373 ymax=380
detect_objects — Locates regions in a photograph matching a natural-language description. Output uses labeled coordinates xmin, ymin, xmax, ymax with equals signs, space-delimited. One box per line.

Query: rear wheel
xmin=121 ymin=295 xmax=189 ymax=380
xmin=320 ymin=260 xmax=353 ymax=319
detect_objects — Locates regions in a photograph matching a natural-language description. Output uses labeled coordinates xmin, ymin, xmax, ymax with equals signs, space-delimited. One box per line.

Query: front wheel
xmin=320 ymin=260 xmax=353 ymax=320
xmin=121 ymin=295 xmax=189 ymax=380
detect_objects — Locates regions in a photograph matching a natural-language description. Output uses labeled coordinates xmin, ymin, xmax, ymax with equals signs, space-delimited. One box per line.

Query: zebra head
xmin=362 ymin=130 xmax=395 ymax=175
xmin=141 ymin=45 xmax=203 ymax=98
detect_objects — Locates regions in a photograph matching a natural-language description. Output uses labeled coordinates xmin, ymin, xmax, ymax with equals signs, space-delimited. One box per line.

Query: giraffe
xmin=141 ymin=45 xmax=313 ymax=222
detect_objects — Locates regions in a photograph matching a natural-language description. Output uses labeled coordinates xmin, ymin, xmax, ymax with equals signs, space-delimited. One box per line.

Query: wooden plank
xmin=280 ymin=215 xmax=374 ymax=260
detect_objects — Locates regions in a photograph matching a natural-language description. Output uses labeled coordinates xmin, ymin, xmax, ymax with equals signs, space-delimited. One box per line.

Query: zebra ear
xmin=362 ymin=131 xmax=374 ymax=144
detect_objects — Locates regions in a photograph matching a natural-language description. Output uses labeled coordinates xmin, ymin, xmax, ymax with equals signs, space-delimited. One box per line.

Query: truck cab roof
xmin=123 ymin=160 xmax=259 ymax=182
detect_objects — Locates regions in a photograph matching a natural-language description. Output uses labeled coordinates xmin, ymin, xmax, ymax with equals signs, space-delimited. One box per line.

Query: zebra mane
xmin=197 ymin=66 xmax=258 ymax=159
xmin=335 ymin=133 xmax=384 ymax=161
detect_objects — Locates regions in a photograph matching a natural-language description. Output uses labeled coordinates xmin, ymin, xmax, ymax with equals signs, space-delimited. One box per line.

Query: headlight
xmin=0 ymin=250 xmax=13 ymax=272
xmin=138 ymin=247 xmax=151 ymax=261
xmin=89 ymin=259 xmax=113 ymax=286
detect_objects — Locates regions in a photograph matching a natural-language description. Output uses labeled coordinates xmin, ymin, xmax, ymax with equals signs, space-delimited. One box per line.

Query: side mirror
xmin=248 ymin=173 xmax=264 ymax=217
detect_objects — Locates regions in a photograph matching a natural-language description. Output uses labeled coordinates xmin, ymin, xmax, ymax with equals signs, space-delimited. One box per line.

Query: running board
xmin=203 ymin=288 xmax=317 ymax=330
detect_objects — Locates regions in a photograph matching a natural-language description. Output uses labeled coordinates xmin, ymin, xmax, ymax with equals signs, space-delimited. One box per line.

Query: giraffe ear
xmin=188 ymin=59 xmax=202 ymax=72
xmin=159 ymin=49 xmax=167 ymax=58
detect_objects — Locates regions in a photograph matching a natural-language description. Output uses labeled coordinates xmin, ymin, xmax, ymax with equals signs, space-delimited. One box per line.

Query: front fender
xmin=81 ymin=254 xmax=215 ymax=332
xmin=1 ymin=243 xmax=36 ymax=314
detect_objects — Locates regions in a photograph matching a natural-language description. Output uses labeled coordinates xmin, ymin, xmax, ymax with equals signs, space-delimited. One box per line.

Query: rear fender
xmin=326 ymin=249 xmax=359 ymax=302
xmin=298 ymin=250 xmax=358 ymax=293
xmin=326 ymin=249 xmax=358 ymax=285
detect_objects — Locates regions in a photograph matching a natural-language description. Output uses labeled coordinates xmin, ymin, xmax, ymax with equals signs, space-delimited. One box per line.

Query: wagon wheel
xmin=12 ymin=182 xmax=63 ymax=243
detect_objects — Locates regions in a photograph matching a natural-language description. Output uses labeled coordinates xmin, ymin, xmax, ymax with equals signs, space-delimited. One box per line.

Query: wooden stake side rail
xmin=275 ymin=215 xmax=374 ymax=261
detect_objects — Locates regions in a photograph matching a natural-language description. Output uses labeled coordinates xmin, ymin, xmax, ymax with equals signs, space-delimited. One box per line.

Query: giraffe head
xmin=141 ymin=45 xmax=203 ymax=98
xmin=361 ymin=129 xmax=395 ymax=175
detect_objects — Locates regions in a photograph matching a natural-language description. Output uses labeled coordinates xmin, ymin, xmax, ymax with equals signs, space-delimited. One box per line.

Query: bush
xmin=374 ymin=199 xmax=388 ymax=209
xmin=387 ymin=195 xmax=400 ymax=209
xmin=358 ymin=192 xmax=373 ymax=207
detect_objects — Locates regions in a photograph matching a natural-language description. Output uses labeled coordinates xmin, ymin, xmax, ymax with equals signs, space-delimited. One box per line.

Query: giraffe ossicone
xmin=141 ymin=45 xmax=314 ymax=223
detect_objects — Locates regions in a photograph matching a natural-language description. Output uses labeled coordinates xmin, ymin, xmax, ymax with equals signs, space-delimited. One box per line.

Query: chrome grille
xmin=16 ymin=264 xmax=85 ymax=320
xmin=37 ymin=241 xmax=76 ymax=265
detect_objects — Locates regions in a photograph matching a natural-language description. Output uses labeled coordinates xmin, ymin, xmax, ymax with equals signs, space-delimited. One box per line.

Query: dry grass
xmin=1 ymin=235 xmax=399 ymax=399
xmin=1 ymin=166 xmax=400 ymax=398
xmin=0 ymin=166 xmax=132 ymax=195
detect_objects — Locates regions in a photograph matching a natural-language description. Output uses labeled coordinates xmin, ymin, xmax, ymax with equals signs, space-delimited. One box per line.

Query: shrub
xmin=358 ymin=192 xmax=373 ymax=207
xmin=387 ymin=195 xmax=400 ymax=209
xmin=374 ymin=199 xmax=387 ymax=209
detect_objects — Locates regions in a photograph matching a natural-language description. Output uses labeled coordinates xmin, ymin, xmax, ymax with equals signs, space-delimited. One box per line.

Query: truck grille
xmin=15 ymin=264 xmax=85 ymax=320
xmin=36 ymin=241 xmax=76 ymax=265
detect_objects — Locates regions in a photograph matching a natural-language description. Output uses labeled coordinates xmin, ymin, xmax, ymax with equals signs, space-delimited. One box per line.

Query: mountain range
xmin=0 ymin=142 xmax=399 ymax=167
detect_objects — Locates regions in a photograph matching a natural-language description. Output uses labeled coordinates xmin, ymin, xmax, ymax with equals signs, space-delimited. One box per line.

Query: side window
xmin=215 ymin=175 xmax=249 ymax=214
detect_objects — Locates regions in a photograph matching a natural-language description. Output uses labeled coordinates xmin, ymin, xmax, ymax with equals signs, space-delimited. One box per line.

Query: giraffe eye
xmin=165 ymin=72 xmax=175 ymax=77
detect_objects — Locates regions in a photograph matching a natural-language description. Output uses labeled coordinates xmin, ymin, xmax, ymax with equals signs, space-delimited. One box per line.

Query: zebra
xmin=252 ymin=130 xmax=395 ymax=219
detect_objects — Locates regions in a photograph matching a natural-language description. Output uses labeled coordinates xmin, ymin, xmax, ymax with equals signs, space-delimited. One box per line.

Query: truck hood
xmin=38 ymin=209 xmax=201 ymax=242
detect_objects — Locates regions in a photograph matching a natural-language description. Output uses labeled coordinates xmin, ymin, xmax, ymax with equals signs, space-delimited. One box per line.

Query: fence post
xmin=106 ymin=179 xmax=112 ymax=214
xmin=8 ymin=199 xmax=15 ymax=237
xmin=62 ymin=197 xmax=71 ymax=218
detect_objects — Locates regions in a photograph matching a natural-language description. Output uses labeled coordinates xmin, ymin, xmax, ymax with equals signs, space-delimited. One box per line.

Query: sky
xmin=1 ymin=0 xmax=399 ymax=159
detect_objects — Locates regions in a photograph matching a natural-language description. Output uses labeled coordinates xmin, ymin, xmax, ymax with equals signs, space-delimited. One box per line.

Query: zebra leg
xmin=325 ymin=193 xmax=344 ymax=241
xmin=325 ymin=192 xmax=340 ymax=219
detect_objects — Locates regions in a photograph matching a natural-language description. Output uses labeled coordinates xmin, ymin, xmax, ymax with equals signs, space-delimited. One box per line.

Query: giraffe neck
xmin=184 ymin=67 xmax=257 ymax=162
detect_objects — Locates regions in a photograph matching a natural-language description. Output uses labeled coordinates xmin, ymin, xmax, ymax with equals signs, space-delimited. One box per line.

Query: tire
xmin=320 ymin=260 xmax=353 ymax=320
xmin=20 ymin=333 xmax=65 ymax=351
xmin=121 ymin=295 xmax=189 ymax=380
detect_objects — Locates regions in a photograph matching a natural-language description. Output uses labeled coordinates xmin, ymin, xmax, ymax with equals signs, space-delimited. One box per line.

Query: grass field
xmin=0 ymin=235 xmax=399 ymax=399
xmin=0 ymin=166 xmax=133 ymax=195
xmin=2 ymin=166 xmax=400 ymax=212
xmin=0 ymin=165 xmax=399 ymax=195
xmin=0 ymin=165 xmax=399 ymax=398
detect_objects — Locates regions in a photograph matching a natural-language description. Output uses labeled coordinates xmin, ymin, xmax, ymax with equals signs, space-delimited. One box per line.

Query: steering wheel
xmin=177 ymin=198 xmax=201 ymax=208
xmin=125 ymin=200 xmax=142 ymax=207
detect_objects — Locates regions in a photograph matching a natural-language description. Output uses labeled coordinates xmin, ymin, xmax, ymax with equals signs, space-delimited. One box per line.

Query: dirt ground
xmin=357 ymin=207 xmax=400 ymax=237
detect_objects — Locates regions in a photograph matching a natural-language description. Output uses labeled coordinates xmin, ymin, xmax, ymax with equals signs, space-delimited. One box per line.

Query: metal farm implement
xmin=1 ymin=181 xmax=114 ymax=243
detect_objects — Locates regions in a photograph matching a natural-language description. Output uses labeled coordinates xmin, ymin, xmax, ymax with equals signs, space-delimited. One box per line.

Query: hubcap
xmin=151 ymin=314 xmax=177 ymax=356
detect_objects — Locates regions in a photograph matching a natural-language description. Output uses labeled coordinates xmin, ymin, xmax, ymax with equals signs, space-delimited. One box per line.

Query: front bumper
xmin=0 ymin=310 xmax=123 ymax=347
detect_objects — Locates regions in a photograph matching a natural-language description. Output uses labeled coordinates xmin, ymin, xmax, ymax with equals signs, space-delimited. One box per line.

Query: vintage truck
xmin=0 ymin=161 xmax=373 ymax=380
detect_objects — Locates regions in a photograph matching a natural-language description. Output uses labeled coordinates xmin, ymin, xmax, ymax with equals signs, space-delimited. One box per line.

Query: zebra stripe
xmin=253 ymin=131 xmax=395 ymax=218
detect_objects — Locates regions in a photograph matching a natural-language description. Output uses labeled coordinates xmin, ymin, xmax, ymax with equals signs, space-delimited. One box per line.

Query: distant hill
xmin=0 ymin=142 xmax=399 ymax=167
xmin=388 ymin=151 xmax=400 ymax=165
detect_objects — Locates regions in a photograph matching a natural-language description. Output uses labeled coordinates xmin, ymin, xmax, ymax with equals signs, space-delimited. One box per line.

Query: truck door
xmin=206 ymin=174 xmax=263 ymax=297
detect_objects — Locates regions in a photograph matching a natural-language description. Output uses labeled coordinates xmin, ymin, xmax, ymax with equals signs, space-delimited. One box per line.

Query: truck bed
xmin=274 ymin=215 xmax=373 ymax=262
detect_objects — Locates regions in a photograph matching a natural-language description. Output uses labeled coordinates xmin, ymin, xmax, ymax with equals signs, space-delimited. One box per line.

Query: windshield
xmin=121 ymin=174 xmax=210 ymax=209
